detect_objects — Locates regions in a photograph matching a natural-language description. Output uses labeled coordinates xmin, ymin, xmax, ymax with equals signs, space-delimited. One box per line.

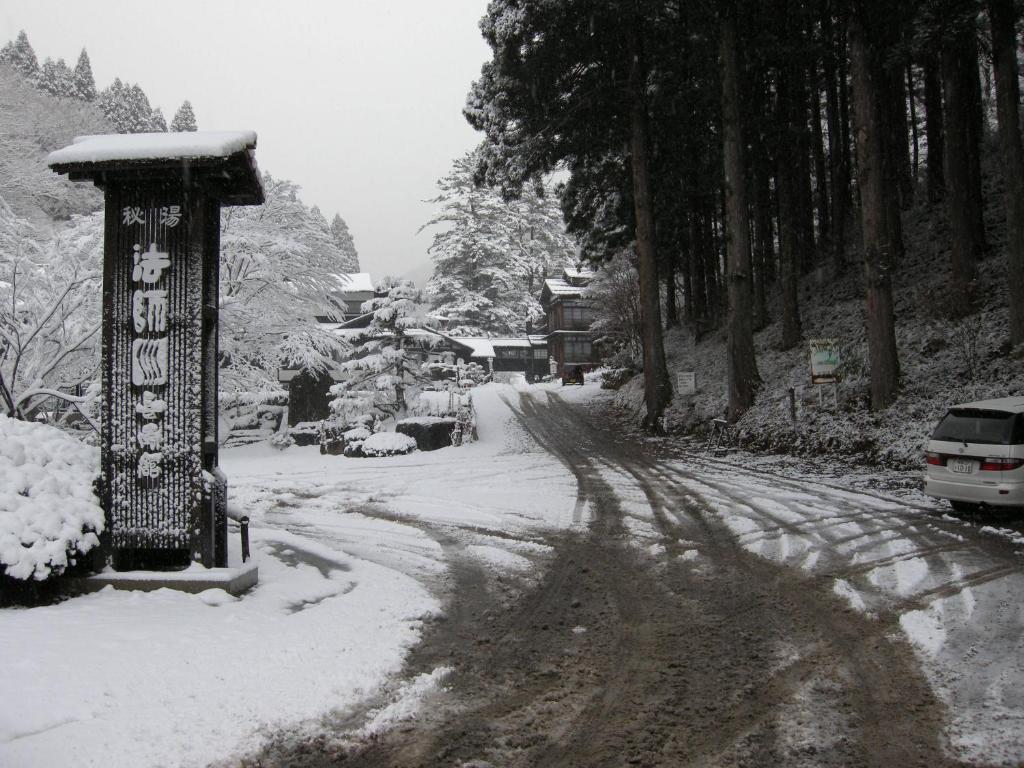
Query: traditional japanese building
xmin=540 ymin=266 xmax=597 ymax=376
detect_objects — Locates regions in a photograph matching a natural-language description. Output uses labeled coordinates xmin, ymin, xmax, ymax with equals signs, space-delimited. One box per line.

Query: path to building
xmin=245 ymin=387 xmax=1024 ymax=768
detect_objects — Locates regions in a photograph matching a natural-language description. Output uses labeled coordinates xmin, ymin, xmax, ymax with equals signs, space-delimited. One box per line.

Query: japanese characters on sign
xmin=123 ymin=205 xmax=181 ymax=484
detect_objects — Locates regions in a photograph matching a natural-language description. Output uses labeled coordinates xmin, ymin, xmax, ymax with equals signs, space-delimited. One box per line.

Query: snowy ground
xmin=0 ymin=382 xmax=577 ymax=768
xmin=4 ymin=380 xmax=1024 ymax=766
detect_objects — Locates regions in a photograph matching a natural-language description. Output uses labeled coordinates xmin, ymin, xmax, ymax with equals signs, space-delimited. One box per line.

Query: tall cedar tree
xmin=171 ymin=100 xmax=198 ymax=132
xmin=73 ymin=49 xmax=96 ymax=101
xmin=849 ymin=1 xmax=901 ymax=409
xmin=987 ymin=0 xmax=1024 ymax=346
xmin=939 ymin=1 xmax=984 ymax=312
xmin=720 ymin=2 xmax=760 ymax=418
xmin=467 ymin=0 xmax=672 ymax=429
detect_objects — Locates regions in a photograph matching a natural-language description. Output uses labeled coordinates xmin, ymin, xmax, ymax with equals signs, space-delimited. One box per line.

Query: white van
xmin=924 ymin=397 xmax=1024 ymax=512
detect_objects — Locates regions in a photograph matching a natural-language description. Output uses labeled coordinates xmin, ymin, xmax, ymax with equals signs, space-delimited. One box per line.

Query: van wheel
xmin=950 ymin=500 xmax=981 ymax=514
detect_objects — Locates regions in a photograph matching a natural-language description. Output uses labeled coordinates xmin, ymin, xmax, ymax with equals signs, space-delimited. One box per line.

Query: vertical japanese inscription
xmin=111 ymin=198 xmax=200 ymax=550
xmin=123 ymin=210 xmax=179 ymax=483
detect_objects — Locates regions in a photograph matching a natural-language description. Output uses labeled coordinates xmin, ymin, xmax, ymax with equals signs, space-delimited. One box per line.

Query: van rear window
xmin=931 ymin=409 xmax=1021 ymax=445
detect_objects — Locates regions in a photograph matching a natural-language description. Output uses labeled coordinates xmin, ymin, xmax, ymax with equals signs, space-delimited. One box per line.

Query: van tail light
xmin=979 ymin=457 xmax=1024 ymax=471
xmin=925 ymin=451 xmax=944 ymax=466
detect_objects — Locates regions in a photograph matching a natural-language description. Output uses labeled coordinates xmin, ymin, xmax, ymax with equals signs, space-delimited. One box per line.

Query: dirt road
xmin=245 ymin=388 xmax=1019 ymax=767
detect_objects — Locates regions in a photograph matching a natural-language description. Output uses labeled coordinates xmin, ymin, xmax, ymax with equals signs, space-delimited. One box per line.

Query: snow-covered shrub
xmin=0 ymin=415 xmax=103 ymax=581
xmin=359 ymin=432 xmax=418 ymax=457
xmin=268 ymin=431 xmax=293 ymax=451
xmin=601 ymin=367 xmax=634 ymax=390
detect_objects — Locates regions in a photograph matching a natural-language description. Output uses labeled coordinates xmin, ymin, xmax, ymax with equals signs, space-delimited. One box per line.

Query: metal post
xmin=788 ymin=387 xmax=797 ymax=422
xmin=240 ymin=516 xmax=250 ymax=563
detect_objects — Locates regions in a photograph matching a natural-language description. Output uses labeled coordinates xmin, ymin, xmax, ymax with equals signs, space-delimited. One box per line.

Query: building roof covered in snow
xmin=488 ymin=338 xmax=532 ymax=348
xmin=448 ymin=337 xmax=496 ymax=359
xmin=333 ymin=273 xmax=375 ymax=293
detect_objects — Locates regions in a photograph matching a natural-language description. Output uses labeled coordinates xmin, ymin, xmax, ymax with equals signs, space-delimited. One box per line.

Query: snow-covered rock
xmin=359 ymin=432 xmax=418 ymax=457
xmin=0 ymin=416 xmax=103 ymax=581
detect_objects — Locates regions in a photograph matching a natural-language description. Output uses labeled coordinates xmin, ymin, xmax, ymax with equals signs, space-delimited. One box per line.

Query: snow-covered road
xmin=3 ymin=381 xmax=1024 ymax=767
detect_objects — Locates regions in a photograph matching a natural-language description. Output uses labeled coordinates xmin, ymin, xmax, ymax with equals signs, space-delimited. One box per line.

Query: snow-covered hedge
xmin=359 ymin=432 xmax=418 ymax=457
xmin=0 ymin=415 xmax=103 ymax=580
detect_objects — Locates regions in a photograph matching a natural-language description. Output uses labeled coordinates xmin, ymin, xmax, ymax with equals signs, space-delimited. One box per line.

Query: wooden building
xmin=540 ymin=266 xmax=597 ymax=376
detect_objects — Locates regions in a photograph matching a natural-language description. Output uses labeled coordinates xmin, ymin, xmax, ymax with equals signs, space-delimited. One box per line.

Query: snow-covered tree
xmin=97 ymin=79 xmax=156 ymax=133
xmin=330 ymin=213 xmax=359 ymax=272
xmin=170 ymin=100 xmax=197 ymax=132
xmin=0 ymin=31 xmax=39 ymax=78
xmin=421 ymin=148 xmax=576 ymax=335
xmin=150 ymin=107 xmax=167 ymax=132
xmin=0 ymin=199 xmax=102 ymax=425
xmin=585 ymin=250 xmax=642 ymax=367
xmin=71 ymin=49 xmax=96 ymax=101
xmin=217 ymin=174 xmax=353 ymax=393
xmin=36 ymin=57 xmax=76 ymax=98
xmin=331 ymin=279 xmax=434 ymax=417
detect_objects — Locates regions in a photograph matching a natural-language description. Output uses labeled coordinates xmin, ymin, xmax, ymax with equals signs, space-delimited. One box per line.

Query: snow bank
xmin=0 ymin=416 xmax=102 ymax=581
xmin=360 ymin=432 xmax=417 ymax=457
xmin=47 ymin=131 xmax=257 ymax=166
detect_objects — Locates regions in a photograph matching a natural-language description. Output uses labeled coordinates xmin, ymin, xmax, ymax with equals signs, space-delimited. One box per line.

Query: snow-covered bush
xmin=0 ymin=415 xmax=103 ymax=581
xmin=268 ymin=431 xmax=293 ymax=451
xmin=359 ymin=432 xmax=418 ymax=457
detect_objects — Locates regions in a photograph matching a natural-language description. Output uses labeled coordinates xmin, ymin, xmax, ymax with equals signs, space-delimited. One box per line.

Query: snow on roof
xmin=47 ymin=130 xmax=258 ymax=166
xmin=543 ymin=278 xmax=583 ymax=297
xmin=334 ymin=273 xmax=375 ymax=293
xmin=489 ymin=338 xmax=532 ymax=348
xmin=949 ymin=397 xmax=1024 ymax=413
xmin=449 ymin=337 xmax=496 ymax=358
xmin=527 ymin=334 xmax=547 ymax=345
xmin=563 ymin=265 xmax=595 ymax=280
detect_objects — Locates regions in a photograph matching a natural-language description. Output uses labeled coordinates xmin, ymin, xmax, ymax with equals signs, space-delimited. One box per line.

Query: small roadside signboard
xmin=808 ymin=339 xmax=840 ymax=384
xmin=677 ymin=371 xmax=696 ymax=396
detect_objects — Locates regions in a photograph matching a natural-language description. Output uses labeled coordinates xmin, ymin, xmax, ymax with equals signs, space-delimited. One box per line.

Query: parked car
xmin=924 ymin=397 xmax=1024 ymax=512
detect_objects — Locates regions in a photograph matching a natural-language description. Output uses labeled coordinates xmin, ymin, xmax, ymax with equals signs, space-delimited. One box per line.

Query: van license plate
xmin=950 ymin=458 xmax=974 ymax=474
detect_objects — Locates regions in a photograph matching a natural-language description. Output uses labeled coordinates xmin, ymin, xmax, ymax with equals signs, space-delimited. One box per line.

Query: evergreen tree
xmin=422 ymin=148 xmax=574 ymax=335
xmin=468 ymin=0 xmax=675 ymax=429
xmin=150 ymin=107 xmax=167 ymax=132
xmin=36 ymin=57 xmax=76 ymax=98
xmin=72 ymin=49 xmax=96 ymax=101
xmin=330 ymin=213 xmax=359 ymax=272
xmin=1 ymin=31 xmax=39 ymax=77
xmin=170 ymin=100 xmax=197 ymax=132
xmin=98 ymin=78 xmax=130 ymax=132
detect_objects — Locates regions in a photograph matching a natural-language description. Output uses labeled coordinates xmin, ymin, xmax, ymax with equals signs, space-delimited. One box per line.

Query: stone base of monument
xmin=71 ymin=559 xmax=258 ymax=597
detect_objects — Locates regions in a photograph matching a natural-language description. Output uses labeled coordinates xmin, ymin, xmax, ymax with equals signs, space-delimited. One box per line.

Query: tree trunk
xmin=988 ymin=0 xmax=1024 ymax=345
xmin=776 ymin=66 xmax=803 ymax=349
xmin=942 ymin=19 xmax=982 ymax=312
xmin=811 ymin=67 xmax=831 ymax=255
xmin=628 ymin=17 xmax=672 ymax=430
xmin=889 ymin=64 xmax=914 ymax=207
xmin=907 ymin=64 xmax=919 ymax=180
xmin=664 ymin=256 xmax=679 ymax=327
xmin=720 ymin=6 xmax=761 ymax=419
xmin=923 ymin=56 xmax=945 ymax=203
xmin=687 ymin=209 xmax=707 ymax=323
xmin=823 ymin=3 xmax=849 ymax=272
xmin=849 ymin=9 xmax=900 ymax=409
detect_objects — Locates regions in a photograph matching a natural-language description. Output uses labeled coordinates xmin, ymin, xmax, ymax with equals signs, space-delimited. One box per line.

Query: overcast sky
xmin=0 ymin=0 xmax=492 ymax=281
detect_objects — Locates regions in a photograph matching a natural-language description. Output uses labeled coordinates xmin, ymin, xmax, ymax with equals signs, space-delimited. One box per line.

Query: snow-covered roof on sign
xmin=950 ymin=396 xmax=1024 ymax=413
xmin=449 ymin=337 xmax=496 ymax=359
xmin=333 ymin=273 xmax=375 ymax=293
xmin=489 ymin=338 xmax=531 ymax=348
xmin=47 ymin=131 xmax=258 ymax=166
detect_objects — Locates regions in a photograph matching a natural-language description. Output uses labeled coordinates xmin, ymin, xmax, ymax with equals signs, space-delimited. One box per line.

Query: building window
xmin=497 ymin=348 xmax=529 ymax=359
xmin=564 ymin=337 xmax=591 ymax=361
xmin=563 ymin=306 xmax=592 ymax=329
xmin=533 ymin=347 xmax=547 ymax=359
